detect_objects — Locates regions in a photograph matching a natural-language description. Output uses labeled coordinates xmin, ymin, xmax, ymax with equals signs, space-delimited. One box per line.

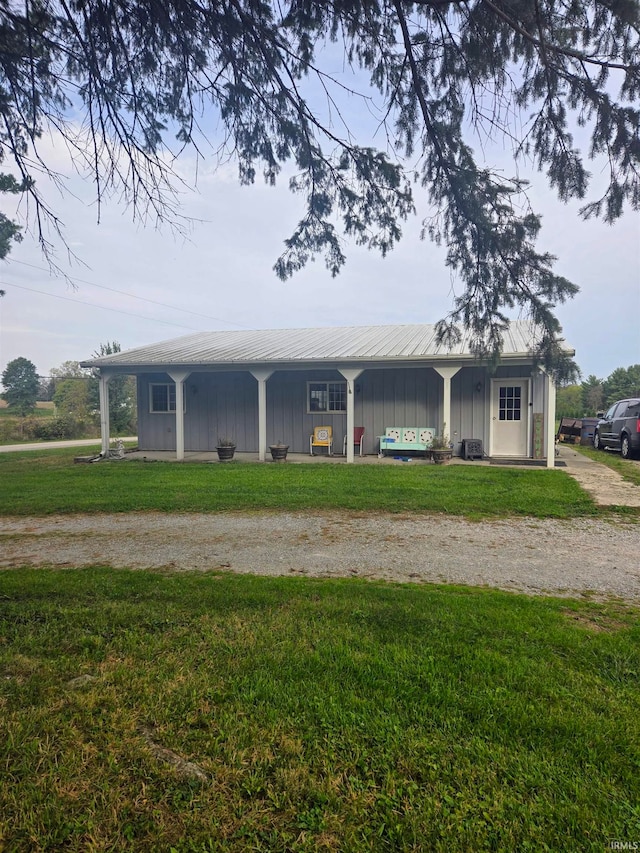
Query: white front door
xmin=491 ymin=380 xmax=529 ymax=457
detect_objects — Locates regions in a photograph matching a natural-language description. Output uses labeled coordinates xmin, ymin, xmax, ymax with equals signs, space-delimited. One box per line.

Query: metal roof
xmin=82 ymin=321 xmax=569 ymax=369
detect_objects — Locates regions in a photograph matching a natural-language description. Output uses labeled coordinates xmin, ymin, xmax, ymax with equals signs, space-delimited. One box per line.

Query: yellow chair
xmin=310 ymin=426 xmax=333 ymax=456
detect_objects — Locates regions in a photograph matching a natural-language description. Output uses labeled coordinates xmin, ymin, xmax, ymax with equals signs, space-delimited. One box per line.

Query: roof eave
xmin=87 ymin=349 xmax=557 ymax=373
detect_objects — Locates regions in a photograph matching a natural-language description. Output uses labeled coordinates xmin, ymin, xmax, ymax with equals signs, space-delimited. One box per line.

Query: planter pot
xmin=431 ymin=448 xmax=452 ymax=465
xmin=269 ymin=444 xmax=289 ymax=462
xmin=216 ymin=445 xmax=236 ymax=462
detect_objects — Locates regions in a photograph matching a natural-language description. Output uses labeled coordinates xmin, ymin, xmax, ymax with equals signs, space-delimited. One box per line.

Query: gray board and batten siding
xmin=136 ymin=363 xmax=543 ymax=456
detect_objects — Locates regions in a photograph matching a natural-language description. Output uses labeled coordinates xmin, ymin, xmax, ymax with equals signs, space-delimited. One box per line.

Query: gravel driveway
xmin=1 ymin=511 xmax=639 ymax=602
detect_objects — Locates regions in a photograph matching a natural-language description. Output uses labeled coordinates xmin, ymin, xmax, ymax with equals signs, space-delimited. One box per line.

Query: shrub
xmin=0 ymin=418 xmax=21 ymax=443
xmin=27 ymin=415 xmax=88 ymax=441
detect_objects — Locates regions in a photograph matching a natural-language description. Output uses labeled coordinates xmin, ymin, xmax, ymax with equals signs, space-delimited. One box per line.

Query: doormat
xmin=489 ymin=459 xmax=566 ymax=468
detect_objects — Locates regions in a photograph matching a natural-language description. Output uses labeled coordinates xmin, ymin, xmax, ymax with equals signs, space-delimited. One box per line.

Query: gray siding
xmin=137 ymin=372 xmax=176 ymax=451
xmin=268 ymin=367 xmax=440 ymax=455
xmin=268 ymin=370 xmax=347 ymax=453
xmin=450 ymin=367 xmax=491 ymax=456
xmin=186 ymin=372 xmax=258 ymax=451
xmin=359 ymin=367 xmax=438 ymax=453
xmin=136 ymin=364 xmax=538 ymax=455
xmin=137 ymin=371 xmax=258 ymax=451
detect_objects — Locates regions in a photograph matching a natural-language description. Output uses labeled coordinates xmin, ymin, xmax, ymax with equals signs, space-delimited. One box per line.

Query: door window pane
xmin=499 ymin=386 xmax=521 ymax=421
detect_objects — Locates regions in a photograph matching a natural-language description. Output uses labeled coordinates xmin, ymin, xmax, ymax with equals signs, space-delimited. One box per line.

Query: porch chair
xmin=310 ymin=426 xmax=333 ymax=456
xmin=343 ymin=426 xmax=365 ymax=457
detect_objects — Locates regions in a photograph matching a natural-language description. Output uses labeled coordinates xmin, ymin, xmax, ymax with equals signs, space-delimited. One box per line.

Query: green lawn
xmin=1 ymin=568 xmax=639 ymax=852
xmin=2 ymin=449 xmax=637 ymax=850
xmin=0 ymin=447 xmax=602 ymax=518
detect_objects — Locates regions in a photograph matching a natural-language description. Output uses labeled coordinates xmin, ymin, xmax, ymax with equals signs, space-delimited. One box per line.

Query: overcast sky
xmin=0 ymin=117 xmax=638 ymax=385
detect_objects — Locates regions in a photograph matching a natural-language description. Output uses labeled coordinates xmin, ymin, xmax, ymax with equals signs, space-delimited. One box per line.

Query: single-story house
xmin=82 ymin=321 xmax=571 ymax=467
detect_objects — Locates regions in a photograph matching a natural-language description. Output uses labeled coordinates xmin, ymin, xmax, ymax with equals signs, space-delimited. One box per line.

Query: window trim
xmin=306 ymin=380 xmax=347 ymax=414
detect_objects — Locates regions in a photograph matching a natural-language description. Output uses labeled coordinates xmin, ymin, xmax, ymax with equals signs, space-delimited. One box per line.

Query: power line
xmin=0 ymin=280 xmax=205 ymax=332
xmin=8 ymin=258 xmax=248 ymax=329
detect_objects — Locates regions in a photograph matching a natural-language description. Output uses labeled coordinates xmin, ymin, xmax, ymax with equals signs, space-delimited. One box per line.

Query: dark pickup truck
xmin=593 ymin=398 xmax=640 ymax=459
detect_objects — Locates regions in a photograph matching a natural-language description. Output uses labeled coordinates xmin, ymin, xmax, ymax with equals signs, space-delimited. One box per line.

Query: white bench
xmin=377 ymin=427 xmax=435 ymax=457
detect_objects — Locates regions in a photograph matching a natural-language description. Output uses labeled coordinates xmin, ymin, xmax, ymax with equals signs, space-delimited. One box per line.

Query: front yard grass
xmin=0 ymin=448 xmax=601 ymax=518
xmin=1 ymin=568 xmax=639 ymax=852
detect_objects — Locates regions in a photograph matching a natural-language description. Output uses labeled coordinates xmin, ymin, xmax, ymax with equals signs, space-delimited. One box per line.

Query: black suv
xmin=593 ymin=398 xmax=640 ymax=459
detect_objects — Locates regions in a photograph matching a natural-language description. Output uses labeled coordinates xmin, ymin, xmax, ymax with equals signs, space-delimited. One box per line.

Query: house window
xmin=308 ymin=381 xmax=347 ymax=413
xmin=150 ymin=383 xmax=182 ymax=413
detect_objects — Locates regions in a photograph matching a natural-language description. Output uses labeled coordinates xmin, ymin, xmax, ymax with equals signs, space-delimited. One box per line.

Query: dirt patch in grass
xmin=560 ymin=605 xmax=634 ymax=632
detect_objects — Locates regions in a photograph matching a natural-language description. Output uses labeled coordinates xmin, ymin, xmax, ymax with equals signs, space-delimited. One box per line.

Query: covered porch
xmin=96 ymin=365 xmax=559 ymax=469
xmin=85 ymin=322 xmax=566 ymax=470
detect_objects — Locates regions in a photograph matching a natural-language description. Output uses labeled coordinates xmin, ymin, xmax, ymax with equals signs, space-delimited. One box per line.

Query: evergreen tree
xmin=604 ymin=365 xmax=640 ymax=404
xmin=581 ymin=375 xmax=606 ymax=416
xmin=1 ymin=2 xmax=638 ymax=376
xmin=0 ymin=174 xmax=26 ymax=259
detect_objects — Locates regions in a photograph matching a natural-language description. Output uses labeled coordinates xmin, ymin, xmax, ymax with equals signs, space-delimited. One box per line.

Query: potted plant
xmin=431 ymin=426 xmax=452 ymax=464
xmin=216 ymin=436 xmax=236 ymax=462
xmin=269 ymin=441 xmax=289 ymax=462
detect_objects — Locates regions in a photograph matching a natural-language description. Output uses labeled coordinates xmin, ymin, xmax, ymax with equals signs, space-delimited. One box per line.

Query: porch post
xmin=98 ymin=371 xmax=112 ymax=456
xmin=167 ymin=370 xmax=190 ymax=461
xmin=251 ymin=370 xmax=273 ymax=462
xmin=339 ymin=368 xmax=363 ymax=463
xmin=544 ymin=370 xmax=557 ymax=469
xmin=434 ymin=366 xmax=461 ymax=440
